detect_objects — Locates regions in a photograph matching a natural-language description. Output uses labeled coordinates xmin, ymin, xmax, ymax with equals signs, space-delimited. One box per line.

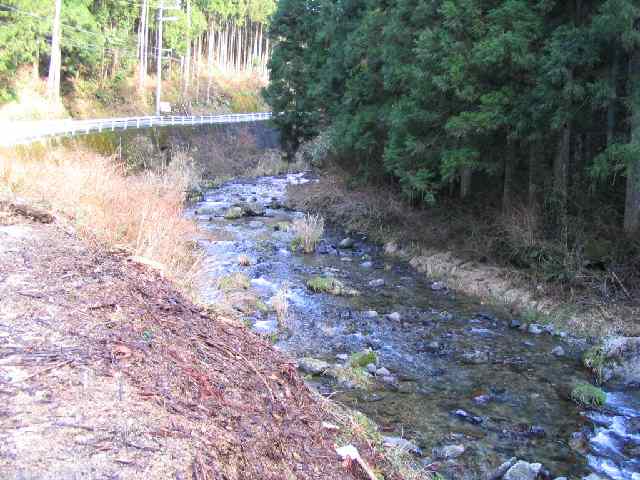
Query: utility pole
xmin=155 ymin=0 xmax=178 ymax=115
xmin=47 ymin=0 xmax=62 ymax=101
xmin=155 ymin=0 xmax=164 ymax=115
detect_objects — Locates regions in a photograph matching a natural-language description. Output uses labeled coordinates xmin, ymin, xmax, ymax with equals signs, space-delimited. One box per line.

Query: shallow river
xmin=189 ymin=173 xmax=640 ymax=480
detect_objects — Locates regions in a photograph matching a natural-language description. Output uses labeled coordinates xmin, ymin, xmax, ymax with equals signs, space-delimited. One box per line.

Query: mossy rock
xmin=224 ymin=206 xmax=245 ymax=219
xmin=306 ymin=276 xmax=359 ymax=296
xmin=570 ymin=382 xmax=606 ymax=407
xmin=350 ymin=350 xmax=378 ymax=368
xmin=217 ymin=272 xmax=251 ymax=291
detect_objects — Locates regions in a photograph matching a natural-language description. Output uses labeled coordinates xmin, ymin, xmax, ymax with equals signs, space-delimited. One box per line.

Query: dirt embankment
xmin=0 ymin=211 xmax=361 ymax=479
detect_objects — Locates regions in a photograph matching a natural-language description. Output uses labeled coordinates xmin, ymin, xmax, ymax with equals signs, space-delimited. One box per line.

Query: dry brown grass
xmin=0 ymin=143 xmax=200 ymax=286
xmin=292 ymin=213 xmax=325 ymax=253
xmin=271 ymin=282 xmax=290 ymax=328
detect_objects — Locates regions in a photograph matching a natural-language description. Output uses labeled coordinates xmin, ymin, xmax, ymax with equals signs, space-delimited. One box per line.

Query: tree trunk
xmin=624 ymin=22 xmax=640 ymax=236
xmin=138 ymin=0 xmax=148 ymax=92
xmin=47 ymin=0 xmax=62 ymax=102
xmin=502 ymin=139 xmax=515 ymax=213
xmin=206 ymin=26 xmax=213 ymax=104
xmin=554 ymin=125 xmax=571 ymax=249
xmin=460 ymin=167 xmax=472 ymax=199
xmin=608 ymin=46 xmax=620 ymax=145
xmin=183 ymin=0 xmax=191 ymax=96
xmin=528 ymin=142 xmax=541 ymax=210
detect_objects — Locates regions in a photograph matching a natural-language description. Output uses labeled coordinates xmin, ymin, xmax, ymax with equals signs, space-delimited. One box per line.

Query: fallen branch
xmin=21 ymin=359 xmax=73 ymax=382
xmin=0 ymin=201 xmax=54 ymax=223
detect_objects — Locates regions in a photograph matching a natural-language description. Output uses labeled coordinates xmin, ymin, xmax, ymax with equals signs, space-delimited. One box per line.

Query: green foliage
xmin=306 ymin=276 xmax=359 ymax=296
xmin=265 ymin=0 xmax=640 ymax=236
xmin=570 ymin=382 xmax=607 ymax=408
xmin=349 ymin=350 xmax=377 ymax=368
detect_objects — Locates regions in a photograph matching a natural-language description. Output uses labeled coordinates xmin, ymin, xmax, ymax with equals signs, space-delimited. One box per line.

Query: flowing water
xmin=189 ymin=173 xmax=640 ymax=480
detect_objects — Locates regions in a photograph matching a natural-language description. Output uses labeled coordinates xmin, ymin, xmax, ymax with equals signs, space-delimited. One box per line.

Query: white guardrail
xmin=0 ymin=112 xmax=273 ymax=147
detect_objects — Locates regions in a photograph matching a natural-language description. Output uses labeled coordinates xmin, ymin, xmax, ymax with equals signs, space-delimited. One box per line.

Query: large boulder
xmin=584 ymin=336 xmax=640 ymax=386
xmin=236 ymin=201 xmax=265 ymax=216
xmin=503 ymin=461 xmax=542 ymax=480
xmin=298 ymin=358 xmax=331 ymax=375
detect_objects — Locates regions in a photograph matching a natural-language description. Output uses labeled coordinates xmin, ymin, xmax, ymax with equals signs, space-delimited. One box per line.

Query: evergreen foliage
xmin=265 ymin=0 xmax=640 ymax=236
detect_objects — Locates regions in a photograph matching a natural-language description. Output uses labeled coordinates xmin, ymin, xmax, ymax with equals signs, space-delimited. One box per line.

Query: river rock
xmin=380 ymin=375 xmax=399 ymax=389
xmin=376 ymin=367 xmax=391 ymax=376
xmin=360 ymin=261 xmax=373 ymax=268
xmin=452 ymin=409 xmax=483 ymax=424
xmin=223 ymin=206 xmax=245 ymax=219
xmin=338 ymin=237 xmax=355 ymax=249
xmin=382 ymin=436 xmax=421 ymax=455
xmin=439 ymin=311 xmax=453 ymax=321
xmin=510 ymin=319 xmax=522 ymax=329
xmin=369 ymin=278 xmax=385 ymax=288
xmin=431 ymin=281 xmax=446 ymax=291
xmin=551 ymin=346 xmax=566 ymax=357
xmin=252 ymin=319 xmax=278 ymax=335
xmin=586 ymin=336 xmax=640 ymax=385
xmin=432 ymin=444 xmax=465 ymax=460
xmin=387 ymin=312 xmax=402 ymax=321
xmin=528 ymin=324 xmax=545 ymax=335
xmin=336 ymin=353 xmax=349 ymax=362
xmin=298 ymin=358 xmax=330 ymax=375
xmin=504 ymin=461 xmax=542 ymax=480
xmin=364 ymin=310 xmax=378 ymax=318
xmin=461 ymin=350 xmax=490 ymax=364
xmin=366 ymin=363 xmax=378 ymax=374
xmin=244 ymin=202 xmax=265 ymax=216
xmin=473 ymin=394 xmax=492 ymax=405
xmin=487 ymin=457 xmax=517 ymax=480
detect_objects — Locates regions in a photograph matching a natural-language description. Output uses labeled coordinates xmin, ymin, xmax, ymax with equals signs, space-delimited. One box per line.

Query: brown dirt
xmin=0 ymin=213 xmax=361 ymax=479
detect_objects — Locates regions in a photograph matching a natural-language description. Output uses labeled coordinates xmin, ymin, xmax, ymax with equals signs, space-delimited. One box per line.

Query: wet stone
xmin=528 ymin=324 xmax=545 ymax=335
xmin=382 ymin=436 xmax=422 ymax=455
xmin=431 ymin=281 xmax=446 ymax=291
xmin=473 ymin=394 xmax=492 ymax=405
xmin=338 ymin=237 xmax=355 ymax=249
xmin=551 ymin=346 xmax=566 ymax=357
xmin=298 ymin=358 xmax=330 ymax=375
xmin=376 ymin=367 xmax=391 ymax=376
xmin=432 ymin=444 xmax=465 ymax=460
xmin=504 ymin=461 xmax=542 ymax=480
xmin=363 ymin=310 xmax=378 ymax=318
xmin=366 ymin=363 xmax=377 ymax=374
xmin=387 ymin=312 xmax=402 ymax=321
xmin=461 ymin=350 xmax=490 ymax=364
xmin=452 ymin=409 xmax=483 ymax=424
xmin=510 ymin=319 xmax=522 ymax=329
xmin=368 ymin=278 xmax=385 ymax=288
xmin=360 ymin=261 xmax=373 ymax=268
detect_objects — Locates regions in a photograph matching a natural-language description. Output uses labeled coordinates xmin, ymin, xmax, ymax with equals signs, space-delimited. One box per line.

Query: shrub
xmin=292 ymin=213 xmax=324 ymax=253
xmin=238 ymin=254 xmax=252 ymax=266
xmin=217 ymin=273 xmax=250 ymax=291
xmin=350 ymin=350 xmax=377 ymax=368
xmin=271 ymin=282 xmax=290 ymax=328
xmin=0 ymin=144 xmax=200 ymax=287
xmin=570 ymin=382 xmax=606 ymax=407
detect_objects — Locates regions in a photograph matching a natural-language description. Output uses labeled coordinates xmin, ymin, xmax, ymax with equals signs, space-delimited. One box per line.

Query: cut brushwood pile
xmin=0 ymin=212 xmax=367 ymax=479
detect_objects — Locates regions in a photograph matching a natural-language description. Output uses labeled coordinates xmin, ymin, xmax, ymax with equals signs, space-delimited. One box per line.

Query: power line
xmin=0 ymin=3 xmax=129 ymax=45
